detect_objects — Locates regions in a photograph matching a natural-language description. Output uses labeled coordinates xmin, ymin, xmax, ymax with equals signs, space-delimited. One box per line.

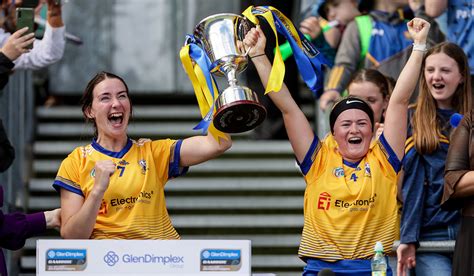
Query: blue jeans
xmin=411 ymin=224 xmax=459 ymax=276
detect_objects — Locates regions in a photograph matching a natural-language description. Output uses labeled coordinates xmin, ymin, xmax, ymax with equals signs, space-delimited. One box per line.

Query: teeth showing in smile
xmin=348 ymin=137 xmax=362 ymax=144
xmin=433 ymin=83 xmax=445 ymax=89
xmin=108 ymin=113 xmax=123 ymax=124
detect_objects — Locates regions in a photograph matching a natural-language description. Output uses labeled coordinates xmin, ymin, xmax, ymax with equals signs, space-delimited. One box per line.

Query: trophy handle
xmin=184 ymin=34 xmax=202 ymax=47
xmin=236 ymin=17 xmax=255 ymax=41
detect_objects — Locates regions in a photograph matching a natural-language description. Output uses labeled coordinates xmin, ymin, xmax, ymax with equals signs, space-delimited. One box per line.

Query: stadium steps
xmin=21 ymin=100 xmax=312 ymax=274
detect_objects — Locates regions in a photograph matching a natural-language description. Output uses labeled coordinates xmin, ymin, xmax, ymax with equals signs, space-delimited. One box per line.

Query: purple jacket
xmin=0 ymin=186 xmax=46 ymax=276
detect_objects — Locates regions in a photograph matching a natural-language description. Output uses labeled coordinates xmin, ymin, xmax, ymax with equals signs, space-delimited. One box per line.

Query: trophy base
xmin=213 ymin=86 xmax=266 ymax=133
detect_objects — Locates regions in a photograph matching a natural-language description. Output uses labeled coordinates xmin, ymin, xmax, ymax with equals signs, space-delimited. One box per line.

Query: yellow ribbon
xmin=242 ymin=6 xmax=304 ymax=94
xmin=179 ymin=45 xmax=228 ymax=142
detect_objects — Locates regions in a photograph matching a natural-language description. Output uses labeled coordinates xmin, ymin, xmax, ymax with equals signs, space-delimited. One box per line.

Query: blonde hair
xmin=412 ymin=42 xmax=472 ymax=154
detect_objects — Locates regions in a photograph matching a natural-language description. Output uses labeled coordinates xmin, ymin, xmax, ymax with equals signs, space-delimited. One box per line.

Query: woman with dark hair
xmin=244 ymin=17 xmax=430 ymax=275
xmin=397 ymin=42 xmax=472 ymax=276
xmin=54 ymin=72 xmax=232 ymax=239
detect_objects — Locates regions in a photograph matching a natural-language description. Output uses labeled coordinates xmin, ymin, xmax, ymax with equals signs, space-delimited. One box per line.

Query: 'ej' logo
xmin=318 ymin=192 xmax=331 ymax=210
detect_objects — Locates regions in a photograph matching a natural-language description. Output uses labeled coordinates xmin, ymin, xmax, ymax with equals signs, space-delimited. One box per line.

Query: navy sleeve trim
xmin=169 ymin=139 xmax=189 ymax=178
xmin=53 ymin=180 xmax=84 ymax=197
xmin=298 ymin=135 xmax=320 ymax=175
xmin=379 ymin=133 xmax=402 ymax=173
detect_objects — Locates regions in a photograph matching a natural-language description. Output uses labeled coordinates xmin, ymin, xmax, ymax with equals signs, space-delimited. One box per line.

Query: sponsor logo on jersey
xmin=110 ymin=190 xmax=154 ymax=207
xmin=317 ymin=192 xmax=331 ymax=210
xmin=333 ymin=167 xmax=344 ymax=178
xmin=334 ymin=193 xmax=377 ymax=209
xmin=364 ymin=162 xmax=371 ymax=177
xmin=81 ymin=145 xmax=93 ymax=157
xmin=98 ymin=199 xmax=108 ymax=215
xmin=118 ymin=160 xmax=129 ymax=166
xmin=139 ymin=159 xmax=147 ymax=175
xmin=317 ymin=193 xmax=377 ymax=211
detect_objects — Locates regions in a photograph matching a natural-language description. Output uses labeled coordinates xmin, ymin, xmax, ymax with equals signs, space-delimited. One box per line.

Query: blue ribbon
xmin=272 ymin=12 xmax=329 ymax=98
xmin=186 ymin=36 xmax=218 ymax=134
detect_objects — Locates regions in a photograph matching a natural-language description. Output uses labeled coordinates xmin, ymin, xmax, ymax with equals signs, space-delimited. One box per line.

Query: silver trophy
xmin=193 ymin=13 xmax=266 ymax=133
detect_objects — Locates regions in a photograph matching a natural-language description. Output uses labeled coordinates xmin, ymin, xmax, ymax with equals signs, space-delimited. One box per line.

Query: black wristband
xmin=250 ymin=53 xmax=265 ymax=59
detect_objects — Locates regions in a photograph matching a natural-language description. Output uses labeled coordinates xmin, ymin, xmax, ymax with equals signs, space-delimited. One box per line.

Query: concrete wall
xmin=49 ymin=0 xmax=240 ymax=94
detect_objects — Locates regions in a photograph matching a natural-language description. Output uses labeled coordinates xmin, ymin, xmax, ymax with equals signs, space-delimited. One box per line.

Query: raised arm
xmin=424 ymin=0 xmax=448 ymax=18
xmin=0 ymin=27 xmax=35 ymax=61
xmin=244 ymin=26 xmax=314 ymax=162
xmin=13 ymin=0 xmax=65 ymax=70
xmin=179 ymin=133 xmax=231 ymax=167
xmin=383 ymin=18 xmax=430 ymax=160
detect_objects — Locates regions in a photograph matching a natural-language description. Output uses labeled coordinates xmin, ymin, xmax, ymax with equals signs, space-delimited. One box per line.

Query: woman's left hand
xmin=397 ymin=243 xmax=417 ymax=276
xmin=243 ymin=25 xmax=266 ymax=59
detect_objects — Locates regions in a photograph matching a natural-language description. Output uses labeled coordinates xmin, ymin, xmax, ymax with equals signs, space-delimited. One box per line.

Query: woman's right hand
xmin=407 ymin=17 xmax=430 ymax=45
xmin=93 ymin=160 xmax=115 ymax=194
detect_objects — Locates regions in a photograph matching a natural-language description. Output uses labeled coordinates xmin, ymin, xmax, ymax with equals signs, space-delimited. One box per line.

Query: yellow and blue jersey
xmin=53 ymin=138 xmax=188 ymax=240
xmin=298 ymin=133 xmax=401 ymax=261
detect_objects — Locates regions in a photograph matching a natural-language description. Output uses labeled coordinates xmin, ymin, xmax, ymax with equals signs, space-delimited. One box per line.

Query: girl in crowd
xmin=244 ymin=17 xmax=430 ymax=275
xmin=348 ymin=68 xmax=394 ymax=139
xmin=443 ymin=109 xmax=474 ymax=276
xmin=54 ymin=72 xmax=232 ymax=239
xmin=397 ymin=42 xmax=471 ymax=276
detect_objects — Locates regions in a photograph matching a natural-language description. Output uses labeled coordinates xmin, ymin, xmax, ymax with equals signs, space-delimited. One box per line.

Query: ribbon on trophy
xmin=242 ymin=6 xmax=328 ymax=98
xmin=179 ymin=35 xmax=228 ymax=141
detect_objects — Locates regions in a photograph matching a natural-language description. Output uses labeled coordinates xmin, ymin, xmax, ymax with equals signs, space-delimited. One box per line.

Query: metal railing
xmin=393 ymin=240 xmax=455 ymax=253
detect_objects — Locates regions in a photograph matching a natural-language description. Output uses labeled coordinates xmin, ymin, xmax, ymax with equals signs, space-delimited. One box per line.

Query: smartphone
xmin=15 ymin=7 xmax=35 ymax=49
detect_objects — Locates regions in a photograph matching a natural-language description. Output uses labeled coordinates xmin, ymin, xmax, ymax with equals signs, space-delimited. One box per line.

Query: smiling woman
xmin=80 ymin=73 xmax=132 ymax=148
xmin=397 ymin=42 xmax=472 ymax=276
xmin=329 ymin=98 xmax=374 ymax=163
xmin=244 ymin=17 xmax=431 ymax=275
xmin=52 ymin=71 xmax=232 ymax=240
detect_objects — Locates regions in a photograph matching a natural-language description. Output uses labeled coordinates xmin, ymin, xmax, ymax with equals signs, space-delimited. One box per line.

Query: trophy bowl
xmin=194 ymin=13 xmax=266 ymax=133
